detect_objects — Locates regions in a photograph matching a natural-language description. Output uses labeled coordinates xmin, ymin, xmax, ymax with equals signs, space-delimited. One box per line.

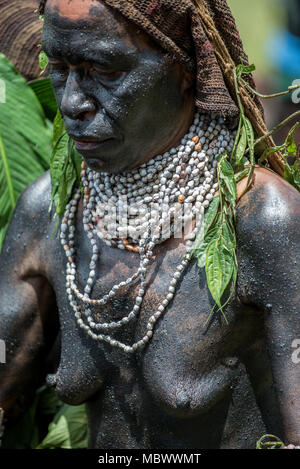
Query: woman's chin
xmin=83 ymin=155 xmax=136 ymax=174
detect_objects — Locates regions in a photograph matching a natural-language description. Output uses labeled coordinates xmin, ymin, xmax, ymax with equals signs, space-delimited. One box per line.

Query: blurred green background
xmin=228 ymin=0 xmax=299 ymax=143
xmin=228 ymin=0 xmax=286 ymax=75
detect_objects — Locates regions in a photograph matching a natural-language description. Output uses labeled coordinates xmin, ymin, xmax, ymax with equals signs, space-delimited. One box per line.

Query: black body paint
xmin=0 ymin=0 xmax=299 ymax=449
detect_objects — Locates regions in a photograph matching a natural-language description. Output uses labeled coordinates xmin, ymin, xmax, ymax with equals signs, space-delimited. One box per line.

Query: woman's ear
xmin=181 ymin=68 xmax=195 ymax=93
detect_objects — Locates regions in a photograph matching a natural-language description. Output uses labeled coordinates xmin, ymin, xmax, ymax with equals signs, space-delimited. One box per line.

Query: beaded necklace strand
xmin=60 ymin=112 xmax=235 ymax=353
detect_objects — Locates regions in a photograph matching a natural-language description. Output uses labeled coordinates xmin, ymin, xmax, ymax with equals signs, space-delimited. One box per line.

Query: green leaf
xmin=203 ymin=195 xmax=220 ymax=235
xmin=284 ymin=163 xmax=300 ymax=191
xmin=0 ymin=53 xmax=51 ymax=251
xmin=193 ymin=223 xmax=220 ymax=268
xmin=234 ymin=168 xmax=250 ymax=183
xmin=36 ymin=404 xmax=88 ymax=449
xmin=49 ymin=130 xmax=69 ymax=211
xmin=281 ymin=122 xmax=300 ymax=191
xmin=219 ymin=236 xmax=234 ymax=299
xmin=244 ymin=118 xmax=255 ymax=163
xmin=220 ymin=158 xmax=234 ymax=177
xmin=205 ymin=238 xmax=223 ymax=308
xmin=53 ymin=110 xmax=66 ymax=147
xmin=285 ymin=122 xmax=300 ymax=156
xmin=231 ymin=116 xmax=242 ymax=162
xmin=38 ymin=51 xmax=49 ymax=75
xmin=256 ymin=434 xmax=284 ymax=450
xmin=29 ymin=78 xmax=58 ymax=120
xmin=258 ymin=144 xmax=284 ymax=164
xmin=204 ymin=221 xmax=236 ymax=318
xmin=49 ymin=111 xmax=81 ymax=219
xmin=236 ymin=64 xmax=256 ymax=80
xmin=220 ymin=160 xmax=237 ymax=208
xmin=192 ymin=200 xmax=221 ymax=268
xmin=0 ymin=132 xmax=15 ymax=208
xmin=243 ymin=117 xmax=256 ymax=188
xmin=56 ymin=146 xmax=77 ymax=216
xmin=235 ymin=125 xmax=247 ymax=167
xmin=222 ymin=220 xmax=235 ymax=249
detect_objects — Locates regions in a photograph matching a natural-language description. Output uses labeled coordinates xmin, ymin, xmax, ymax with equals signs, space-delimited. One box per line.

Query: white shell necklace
xmin=60 ymin=112 xmax=235 ymax=353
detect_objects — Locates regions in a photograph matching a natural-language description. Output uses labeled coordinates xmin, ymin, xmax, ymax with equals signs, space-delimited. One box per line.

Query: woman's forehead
xmin=46 ymin=0 xmax=102 ymax=22
xmin=44 ymin=0 xmax=166 ymax=58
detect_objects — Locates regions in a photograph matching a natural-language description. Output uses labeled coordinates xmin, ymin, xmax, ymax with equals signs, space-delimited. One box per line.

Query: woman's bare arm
xmin=0 ymin=172 xmax=59 ymax=421
xmin=237 ymin=168 xmax=300 ymax=444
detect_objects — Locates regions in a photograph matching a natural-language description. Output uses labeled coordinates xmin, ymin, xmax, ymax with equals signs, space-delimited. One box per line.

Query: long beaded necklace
xmin=60 ymin=112 xmax=235 ymax=353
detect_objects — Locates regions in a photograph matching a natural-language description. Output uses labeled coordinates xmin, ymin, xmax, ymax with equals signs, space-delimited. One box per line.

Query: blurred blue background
xmin=228 ymin=0 xmax=300 ymax=143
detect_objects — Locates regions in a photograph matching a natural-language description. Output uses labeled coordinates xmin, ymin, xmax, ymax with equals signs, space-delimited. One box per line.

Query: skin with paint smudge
xmin=42 ymin=0 xmax=195 ymax=173
xmin=0 ymin=0 xmax=299 ymax=450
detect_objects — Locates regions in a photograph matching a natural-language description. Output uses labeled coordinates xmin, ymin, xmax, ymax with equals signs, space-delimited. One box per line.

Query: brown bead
xmin=127 ymin=244 xmax=139 ymax=253
xmin=68 ymin=256 xmax=73 ymax=264
xmin=62 ymin=217 xmax=67 ymax=224
xmin=122 ymin=237 xmax=129 ymax=247
xmin=195 ymin=143 xmax=202 ymax=152
xmin=178 ymin=194 xmax=185 ymax=204
xmin=181 ymin=163 xmax=186 ymax=170
xmin=81 ymin=161 xmax=86 ymax=170
xmin=192 ymin=136 xmax=199 ymax=143
xmin=122 ymin=237 xmax=139 ymax=253
xmin=179 ymin=179 xmax=185 ymax=187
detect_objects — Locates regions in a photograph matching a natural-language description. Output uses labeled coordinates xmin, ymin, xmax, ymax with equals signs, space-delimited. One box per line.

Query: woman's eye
xmin=49 ymin=61 xmax=69 ymax=76
xmin=89 ymin=67 xmax=125 ymax=83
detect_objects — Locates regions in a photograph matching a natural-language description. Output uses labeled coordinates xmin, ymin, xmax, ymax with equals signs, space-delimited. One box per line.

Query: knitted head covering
xmin=39 ymin=0 xmax=258 ymax=118
xmin=39 ymin=0 xmax=284 ymax=173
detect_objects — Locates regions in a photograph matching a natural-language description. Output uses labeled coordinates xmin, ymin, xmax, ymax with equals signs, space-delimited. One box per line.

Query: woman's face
xmin=42 ymin=0 xmax=195 ymax=173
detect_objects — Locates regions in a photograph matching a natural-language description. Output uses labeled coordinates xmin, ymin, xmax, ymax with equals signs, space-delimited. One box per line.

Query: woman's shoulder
xmin=10 ymin=170 xmax=54 ymax=238
xmin=235 ymin=167 xmax=300 ymax=309
xmin=236 ymin=166 xmax=300 ymax=243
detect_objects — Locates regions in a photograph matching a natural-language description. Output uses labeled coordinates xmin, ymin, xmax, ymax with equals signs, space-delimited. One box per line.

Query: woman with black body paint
xmin=0 ymin=0 xmax=299 ymax=449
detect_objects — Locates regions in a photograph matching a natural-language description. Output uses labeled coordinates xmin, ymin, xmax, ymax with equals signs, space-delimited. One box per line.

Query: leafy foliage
xmin=259 ymin=122 xmax=300 ymax=191
xmin=1 ymin=386 xmax=88 ymax=450
xmin=38 ymin=50 xmax=49 ymax=75
xmin=49 ymin=110 xmax=82 ymax=224
xmin=256 ymin=434 xmax=284 ymax=450
xmin=192 ymin=63 xmax=300 ymax=321
xmin=36 ymin=48 xmax=82 ymax=224
xmin=29 ymin=77 xmax=58 ymax=120
xmin=36 ymin=401 xmax=88 ymax=449
xmin=192 ymin=64 xmax=255 ymax=320
xmin=0 ymin=53 xmax=52 ymax=250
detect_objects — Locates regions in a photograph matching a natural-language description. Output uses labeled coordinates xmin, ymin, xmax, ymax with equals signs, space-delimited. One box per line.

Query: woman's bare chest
xmin=50 ymin=234 xmax=254 ymax=414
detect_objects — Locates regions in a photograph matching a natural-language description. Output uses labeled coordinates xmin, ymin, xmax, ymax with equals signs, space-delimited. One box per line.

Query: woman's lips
xmin=74 ymin=139 xmax=112 ymax=151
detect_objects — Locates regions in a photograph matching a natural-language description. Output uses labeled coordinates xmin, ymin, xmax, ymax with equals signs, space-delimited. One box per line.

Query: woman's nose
xmin=60 ymin=70 xmax=96 ymax=121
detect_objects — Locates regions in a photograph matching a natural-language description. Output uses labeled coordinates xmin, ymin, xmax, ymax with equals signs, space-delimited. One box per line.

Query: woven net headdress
xmin=39 ymin=0 xmax=284 ymax=174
